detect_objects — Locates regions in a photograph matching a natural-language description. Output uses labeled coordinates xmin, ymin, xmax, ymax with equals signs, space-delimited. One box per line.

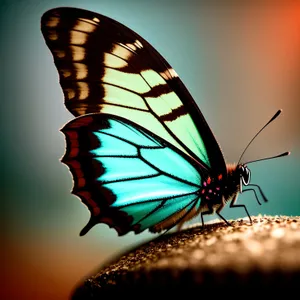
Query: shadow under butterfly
xmin=41 ymin=7 xmax=290 ymax=236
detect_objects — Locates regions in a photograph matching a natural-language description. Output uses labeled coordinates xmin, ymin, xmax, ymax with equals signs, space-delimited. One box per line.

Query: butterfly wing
xmin=41 ymin=7 xmax=226 ymax=175
xmin=62 ymin=113 xmax=202 ymax=235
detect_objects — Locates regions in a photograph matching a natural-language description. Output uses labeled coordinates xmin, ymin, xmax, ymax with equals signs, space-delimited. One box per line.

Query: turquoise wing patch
xmin=61 ymin=113 xmax=202 ymax=235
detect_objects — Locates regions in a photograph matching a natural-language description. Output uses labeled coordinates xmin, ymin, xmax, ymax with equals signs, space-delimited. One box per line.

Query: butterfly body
xmin=41 ymin=7 xmax=282 ymax=236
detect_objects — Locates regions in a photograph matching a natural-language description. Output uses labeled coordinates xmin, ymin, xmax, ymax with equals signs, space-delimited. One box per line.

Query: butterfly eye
xmin=241 ymin=167 xmax=251 ymax=185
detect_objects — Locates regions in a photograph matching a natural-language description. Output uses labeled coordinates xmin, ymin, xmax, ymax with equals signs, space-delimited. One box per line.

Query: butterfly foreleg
xmin=245 ymin=184 xmax=268 ymax=203
xmin=242 ymin=188 xmax=262 ymax=205
xmin=229 ymin=194 xmax=252 ymax=224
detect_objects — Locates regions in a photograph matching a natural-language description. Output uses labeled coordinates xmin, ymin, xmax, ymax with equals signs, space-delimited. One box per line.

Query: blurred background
xmin=2 ymin=0 xmax=300 ymax=299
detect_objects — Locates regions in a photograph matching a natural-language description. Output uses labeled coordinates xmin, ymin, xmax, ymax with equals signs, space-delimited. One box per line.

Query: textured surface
xmin=72 ymin=215 xmax=300 ymax=298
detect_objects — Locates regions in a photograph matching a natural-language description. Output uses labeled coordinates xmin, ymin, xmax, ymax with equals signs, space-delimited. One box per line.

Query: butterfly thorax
xmin=200 ymin=163 xmax=250 ymax=211
xmin=223 ymin=164 xmax=241 ymax=201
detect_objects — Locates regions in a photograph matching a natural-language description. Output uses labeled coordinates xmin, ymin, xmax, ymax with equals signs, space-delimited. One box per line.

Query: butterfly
xmin=41 ymin=7 xmax=290 ymax=236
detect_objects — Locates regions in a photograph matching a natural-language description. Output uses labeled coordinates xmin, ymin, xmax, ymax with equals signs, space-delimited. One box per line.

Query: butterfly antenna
xmin=244 ymin=151 xmax=290 ymax=165
xmin=237 ymin=109 xmax=282 ymax=164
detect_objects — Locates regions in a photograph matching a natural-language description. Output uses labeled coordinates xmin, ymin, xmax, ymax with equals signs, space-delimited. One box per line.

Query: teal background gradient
xmin=2 ymin=1 xmax=300 ymax=299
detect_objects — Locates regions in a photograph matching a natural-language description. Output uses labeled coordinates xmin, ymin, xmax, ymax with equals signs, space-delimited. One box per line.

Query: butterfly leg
xmin=242 ymin=188 xmax=262 ymax=205
xmin=229 ymin=194 xmax=252 ymax=224
xmin=200 ymin=205 xmax=214 ymax=227
xmin=216 ymin=212 xmax=231 ymax=226
xmin=216 ymin=198 xmax=231 ymax=226
xmin=201 ymin=210 xmax=231 ymax=227
xmin=244 ymin=184 xmax=269 ymax=203
xmin=201 ymin=201 xmax=231 ymax=227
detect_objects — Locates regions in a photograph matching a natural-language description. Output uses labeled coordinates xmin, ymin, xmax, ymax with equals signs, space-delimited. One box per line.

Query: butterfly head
xmin=236 ymin=164 xmax=251 ymax=193
xmin=238 ymin=164 xmax=251 ymax=186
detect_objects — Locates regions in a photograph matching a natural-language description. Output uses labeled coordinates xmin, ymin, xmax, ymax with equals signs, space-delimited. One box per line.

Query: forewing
xmin=41 ymin=7 xmax=226 ymax=174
